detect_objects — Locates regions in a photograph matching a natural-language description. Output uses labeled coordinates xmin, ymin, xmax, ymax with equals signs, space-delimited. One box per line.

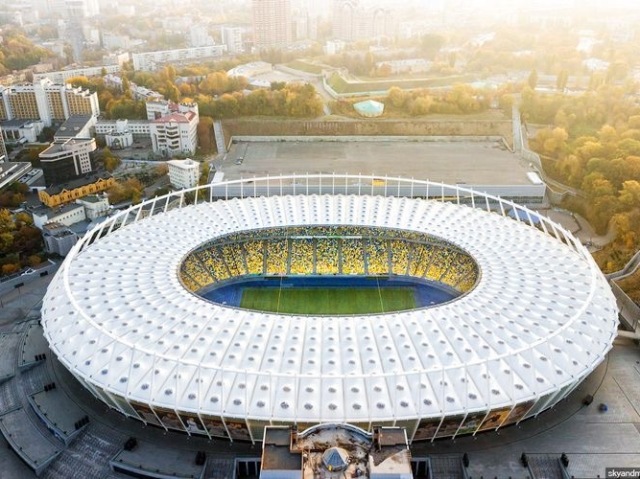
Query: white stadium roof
xmin=42 ymin=185 xmax=618 ymax=426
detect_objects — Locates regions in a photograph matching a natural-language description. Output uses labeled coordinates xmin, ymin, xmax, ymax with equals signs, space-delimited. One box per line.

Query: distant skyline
xmin=298 ymin=0 xmax=640 ymax=10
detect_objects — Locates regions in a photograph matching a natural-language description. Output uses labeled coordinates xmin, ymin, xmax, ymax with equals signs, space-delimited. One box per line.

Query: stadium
xmin=41 ymin=174 xmax=618 ymax=444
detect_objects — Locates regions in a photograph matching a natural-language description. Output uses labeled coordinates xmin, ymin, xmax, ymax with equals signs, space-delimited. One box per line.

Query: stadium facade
xmin=41 ymin=174 xmax=618 ymax=443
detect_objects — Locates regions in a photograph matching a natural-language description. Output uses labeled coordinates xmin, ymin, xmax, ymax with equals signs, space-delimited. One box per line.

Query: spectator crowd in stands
xmin=179 ymin=226 xmax=479 ymax=295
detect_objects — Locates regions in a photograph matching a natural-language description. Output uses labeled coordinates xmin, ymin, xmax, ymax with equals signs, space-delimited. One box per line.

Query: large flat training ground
xmin=223 ymin=140 xmax=535 ymax=186
xmin=240 ymin=287 xmax=416 ymax=314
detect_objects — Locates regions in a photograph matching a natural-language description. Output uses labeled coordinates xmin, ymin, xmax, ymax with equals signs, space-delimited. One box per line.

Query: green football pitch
xmin=240 ymin=287 xmax=417 ymax=315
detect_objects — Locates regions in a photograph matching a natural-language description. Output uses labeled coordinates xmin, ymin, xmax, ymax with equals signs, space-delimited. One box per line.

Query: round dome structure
xmin=41 ymin=174 xmax=618 ymax=443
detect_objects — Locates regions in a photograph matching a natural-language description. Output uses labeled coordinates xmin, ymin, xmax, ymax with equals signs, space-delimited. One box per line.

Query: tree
xmin=409 ymin=96 xmax=433 ymax=116
xmin=121 ymin=75 xmax=131 ymax=97
xmin=527 ymin=69 xmax=539 ymax=90
xmin=556 ymin=69 xmax=569 ymax=92
xmin=387 ymin=87 xmax=407 ymax=109
xmin=419 ymin=34 xmax=444 ymax=59
xmin=104 ymin=155 xmax=121 ymax=172
xmin=619 ymin=180 xmax=640 ymax=209
xmin=581 ymin=172 xmax=616 ymax=199
xmin=197 ymin=116 xmax=215 ymax=153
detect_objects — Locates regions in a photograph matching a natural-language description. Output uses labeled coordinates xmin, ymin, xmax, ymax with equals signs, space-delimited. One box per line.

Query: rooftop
xmin=41 ymin=190 xmax=617 ymax=424
xmin=32 ymin=202 xmax=84 ymax=217
xmin=44 ymin=173 xmax=112 ymax=196
xmin=55 ymin=115 xmax=93 ymax=139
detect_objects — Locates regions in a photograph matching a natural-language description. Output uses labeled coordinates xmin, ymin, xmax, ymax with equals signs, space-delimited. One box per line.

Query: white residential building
xmin=96 ymin=100 xmax=199 ymax=156
xmin=167 ymin=158 xmax=200 ymax=189
xmin=0 ymin=119 xmax=44 ymax=143
xmin=95 ymin=119 xmax=150 ymax=136
xmin=146 ymin=99 xmax=198 ymax=121
xmin=221 ymin=26 xmax=244 ymax=54
xmin=132 ymin=45 xmax=226 ymax=72
xmin=189 ymin=25 xmax=214 ymax=47
xmin=33 ymin=64 xmax=120 ymax=83
xmin=76 ymin=194 xmax=110 ymax=220
xmin=150 ymin=111 xmax=198 ymax=157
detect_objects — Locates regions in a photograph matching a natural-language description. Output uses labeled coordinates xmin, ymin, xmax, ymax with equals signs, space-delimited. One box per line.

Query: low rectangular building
xmin=38 ymin=174 xmax=115 ymax=207
xmin=32 ymin=203 xmax=86 ymax=229
xmin=132 ymin=45 xmax=226 ymax=71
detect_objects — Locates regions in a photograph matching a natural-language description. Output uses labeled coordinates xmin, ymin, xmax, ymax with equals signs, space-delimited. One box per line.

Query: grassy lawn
xmin=285 ymin=60 xmax=325 ymax=75
xmin=327 ymin=72 xmax=476 ymax=95
xmin=240 ymin=287 xmax=416 ymax=314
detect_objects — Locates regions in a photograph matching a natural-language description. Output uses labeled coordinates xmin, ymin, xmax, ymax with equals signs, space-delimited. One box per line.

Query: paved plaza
xmin=221 ymin=139 xmax=536 ymax=186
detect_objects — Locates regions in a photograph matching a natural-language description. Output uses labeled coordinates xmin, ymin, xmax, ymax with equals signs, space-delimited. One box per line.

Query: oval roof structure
xmin=41 ymin=189 xmax=618 ymax=427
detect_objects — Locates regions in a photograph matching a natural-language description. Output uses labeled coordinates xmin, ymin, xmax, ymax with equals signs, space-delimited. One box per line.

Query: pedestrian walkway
xmin=0 ymin=407 xmax=63 ymax=475
xmin=0 ymin=333 xmax=19 ymax=383
xmin=20 ymin=322 xmax=48 ymax=370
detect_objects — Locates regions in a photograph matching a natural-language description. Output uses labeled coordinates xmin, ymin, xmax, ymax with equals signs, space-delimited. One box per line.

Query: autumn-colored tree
xmin=196 ymin=116 xmax=215 ymax=153
xmin=409 ymin=96 xmax=433 ymax=116
xmin=527 ymin=69 xmax=538 ymax=90
xmin=387 ymin=87 xmax=407 ymax=109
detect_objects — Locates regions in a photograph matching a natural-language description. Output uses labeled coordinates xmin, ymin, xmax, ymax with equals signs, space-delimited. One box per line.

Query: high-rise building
xmin=221 ymin=26 xmax=244 ymax=54
xmin=331 ymin=0 xmax=394 ymax=42
xmin=252 ymin=0 xmax=292 ymax=49
xmin=0 ymin=79 xmax=100 ymax=127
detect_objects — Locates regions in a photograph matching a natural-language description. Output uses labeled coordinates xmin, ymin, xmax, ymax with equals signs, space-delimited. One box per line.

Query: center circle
xmin=180 ymin=225 xmax=479 ymax=315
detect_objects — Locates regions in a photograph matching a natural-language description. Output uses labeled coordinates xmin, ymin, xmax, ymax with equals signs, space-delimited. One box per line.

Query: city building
xmin=291 ymin=9 xmax=318 ymax=41
xmin=167 ymin=158 xmax=200 ymax=189
xmin=0 ymin=119 xmax=44 ymax=144
xmin=375 ymin=59 xmax=432 ymax=74
xmin=188 ymin=25 xmax=214 ymax=47
xmin=32 ymin=202 xmax=86 ymax=229
xmin=145 ymin=99 xmax=198 ymax=121
xmin=38 ymin=174 xmax=115 ymax=207
xmin=252 ymin=0 xmax=292 ymax=49
xmin=221 ymin=26 xmax=244 ymax=54
xmin=39 ymin=137 xmax=97 ymax=185
xmin=0 ymin=79 xmax=100 ymax=127
xmin=54 ymin=115 xmax=95 ymax=140
xmin=332 ymin=0 xmax=394 ymax=42
xmin=96 ymin=119 xmax=150 ymax=138
xmin=323 ymin=39 xmax=346 ymax=55
xmin=65 ymin=0 xmax=100 ymax=18
xmin=42 ymin=222 xmax=79 ymax=256
xmin=96 ymin=100 xmax=199 ymax=156
xmin=33 ymin=65 xmax=121 ymax=84
xmin=260 ymin=425 xmax=413 ymax=479
xmin=103 ymin=119 xmax=134 ymax=149
xmin=131 ymin=46 xmax=226 ymax=72
xmin=101 ymin=33 xmax=131 ymax=51
xmin=151 ymin=111 xmax=198 ymax=158
xmin=76 ymin=194 xmax=110 ymax=220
